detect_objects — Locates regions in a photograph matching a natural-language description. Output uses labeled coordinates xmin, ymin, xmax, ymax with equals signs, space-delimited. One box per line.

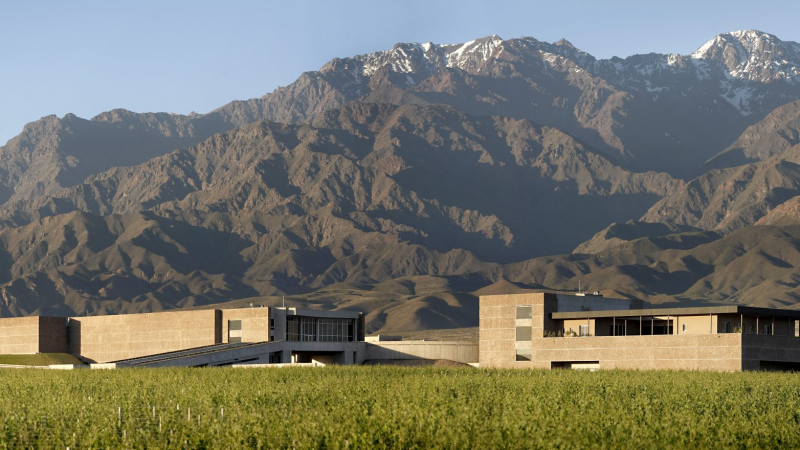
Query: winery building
xmin=0 ymin=306 xmax=479 ymax=368
xmin=480 ymin=292 xmax=800 ymax=371
xmin=0 ymin=307 xmax=366 ymax=366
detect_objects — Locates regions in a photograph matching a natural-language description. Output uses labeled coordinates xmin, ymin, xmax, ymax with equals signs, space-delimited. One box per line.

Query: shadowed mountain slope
xmin=642 ymin=144 xmax=800 ymax=232
xmin=0 ymin=103 xmax=678 ymax=261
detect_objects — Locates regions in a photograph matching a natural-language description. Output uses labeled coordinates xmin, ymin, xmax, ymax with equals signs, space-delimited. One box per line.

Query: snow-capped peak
xmin=690 ymin=30 xmax=800 ymax=82
xmin=339 ymin=35 xmax=504 ymax=79
xmin=443 ymin=35 xmax=503 ymax=71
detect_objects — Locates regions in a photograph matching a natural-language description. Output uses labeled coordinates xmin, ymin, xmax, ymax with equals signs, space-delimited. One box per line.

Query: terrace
xmin=549 ymin=305 xmax=800 ymax=338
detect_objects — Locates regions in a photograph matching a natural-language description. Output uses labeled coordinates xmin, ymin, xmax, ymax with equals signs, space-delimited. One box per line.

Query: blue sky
xmin=1 ymin=0 xmax=798 ymax=144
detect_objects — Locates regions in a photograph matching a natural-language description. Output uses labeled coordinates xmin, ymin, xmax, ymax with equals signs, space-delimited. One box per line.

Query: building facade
xmin=480 ymin=292 xmax=800 ymax=371
xmin=0 ymin=307 xmax=366 ymax=365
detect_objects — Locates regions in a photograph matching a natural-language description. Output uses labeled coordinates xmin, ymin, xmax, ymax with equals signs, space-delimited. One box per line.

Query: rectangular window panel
xmin=579 ymin=325 xmax=590 ymax=337
xmin=229 ymin=320 xmax=242 ymax=331
xmin=229 ymin=336 xmax=242 ymax=344
xmin=301 ymin=317 xmax=317 ymax=341
xmin=516 ymin=326 xmax=532 ymax=341
xmin=515 ymin=349 xmax=532 ymax=362
xmin=516 ymin=306 xmax=532 ymax=319
xmin=286 ymin=317 xmax=300 ymax=341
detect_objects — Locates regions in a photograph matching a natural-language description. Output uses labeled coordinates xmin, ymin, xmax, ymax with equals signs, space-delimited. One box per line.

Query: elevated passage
xmin=115 ymin=341 xmax=284 ymax=368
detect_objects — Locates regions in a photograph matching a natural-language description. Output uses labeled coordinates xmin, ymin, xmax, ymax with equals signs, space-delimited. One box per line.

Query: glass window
xmin=229 ymin=320 xmax=242 ymax=331
xmin=317 ymin=318 xmax=354 ymax=342
xmin=515 ymin=349 xmax=532 ymax=362
xmin=579 ymin=325 xmax=590 ymax=337
xmin=284 ymin=316 xmax=356 ymax=342
xmin=286 ymin=316 xmax=300 ymax=341
xmin=301 ymin=317 xmax=317 ymax=341
xmin=516 ymin=326 xmax=532 ymax=341
xmin=516 ymin=306 xmax=532 ymax=319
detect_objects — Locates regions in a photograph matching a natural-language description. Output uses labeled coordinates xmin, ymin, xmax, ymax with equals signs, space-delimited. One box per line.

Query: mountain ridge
xmin=1 ymin=30 xmax=800 ymax=332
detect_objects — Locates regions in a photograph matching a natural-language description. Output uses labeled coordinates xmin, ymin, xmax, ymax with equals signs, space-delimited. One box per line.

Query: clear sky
xmin=2 ymin=0 xmax=798 ymax=144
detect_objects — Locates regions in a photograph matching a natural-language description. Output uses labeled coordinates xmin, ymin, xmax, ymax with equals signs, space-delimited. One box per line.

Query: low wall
xmin=366 ymin=341 xmax=479 ymax=364
xmin=483 ymin=334 xmax=743 ymax=371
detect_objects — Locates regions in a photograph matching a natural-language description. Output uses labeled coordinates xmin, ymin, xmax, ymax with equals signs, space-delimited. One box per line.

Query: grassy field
xmin=0 ymin=353 xmax=82 ymax=366
xmin=0 ymin=367 xmax=798 ymax=448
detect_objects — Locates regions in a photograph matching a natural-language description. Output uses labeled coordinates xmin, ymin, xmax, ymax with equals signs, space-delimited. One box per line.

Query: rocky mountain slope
xmin=0 ymin=110 xmax=232 ymax=207
xmin=0 ymin=103 xmax=678 ymax=259
xmin=498 ymin=224 xmax=800 ymax=308
xmin=2 ymin=30 xmax=800 ymax=331
xmin=0 ymin=103 xmax=686 ymax=328
xmin=214 ymin=30 xmax=800 ymax=177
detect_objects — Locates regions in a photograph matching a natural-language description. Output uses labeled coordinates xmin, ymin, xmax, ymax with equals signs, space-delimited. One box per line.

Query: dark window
xmin=301 ymin=317 xmax=317 ymax=341
xmin=516 ymin=326 xmax=532 ymax=341
xmin=229 ymin=320 xmax=242 ymax=331
xmin=516 ymin=306 xmax=532 ymax=319
xmin=229 ymin=336 xmax=242 ymax=344
xmin=285 ymin=316 xmax=355 ymax=342
xmin=287 ymin=316 xmax=300 ymax=341
xmin=318 ymin=318 xmax=354 ymax=342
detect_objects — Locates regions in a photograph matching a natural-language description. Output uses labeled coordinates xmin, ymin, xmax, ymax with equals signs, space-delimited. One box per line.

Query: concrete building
xmin=480 ymin=292 xmax=800 ymax=371
xmin=0 ymin=307 xmax=366 ymax=365
xmin=0 ymin=306 xmax=479 ymax=368
xmin=0 ymin=317 xmax=67 ymax=355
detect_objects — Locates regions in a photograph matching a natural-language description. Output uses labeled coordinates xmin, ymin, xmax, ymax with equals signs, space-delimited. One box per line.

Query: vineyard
xmin=0 ymin=366 xmax=798 ymax=448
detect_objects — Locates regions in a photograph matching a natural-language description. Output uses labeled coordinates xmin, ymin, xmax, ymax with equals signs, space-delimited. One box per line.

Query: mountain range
xmin=3 ymin=30 xmax=800 ymax=333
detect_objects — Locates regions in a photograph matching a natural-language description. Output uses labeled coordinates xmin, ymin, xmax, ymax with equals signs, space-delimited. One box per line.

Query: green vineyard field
xmin=0 ymin=366 xmax=798 ymax=448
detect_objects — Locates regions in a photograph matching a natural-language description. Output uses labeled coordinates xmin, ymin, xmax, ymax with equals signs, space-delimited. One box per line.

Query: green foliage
xmin=0 ymin=353 xmax=82 ymax=366
xmin=0 ymin=367 xmax=798 ymax=448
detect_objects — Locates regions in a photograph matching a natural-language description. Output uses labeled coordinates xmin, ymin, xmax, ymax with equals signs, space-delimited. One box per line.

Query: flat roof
xmin=552 ymin=305 xmax=800 ymax=320
xmin=282 ymin=307 xmax=361 ymax=319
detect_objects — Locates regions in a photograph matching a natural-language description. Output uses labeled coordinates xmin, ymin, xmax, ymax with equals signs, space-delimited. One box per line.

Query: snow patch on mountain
xmin=353 ymin=35 xmax=503 ymax=78
xmin=318 ymin=29 xmax=800 ymax=117
xmin=691 ymin=30 xmax=800 ymax=83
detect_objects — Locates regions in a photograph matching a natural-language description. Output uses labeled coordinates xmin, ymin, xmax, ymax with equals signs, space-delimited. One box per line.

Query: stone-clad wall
xmin=480 ymin=293 xmax=744 ymax=371
xmin=38 ymin=317 xmax=68 ymax=353
xmin=0 ymin=317 xmax=68 ymax=354
xmin=531 ymin=334 xmax=742 ymax=371
xmin=0 ymin=317 xmax=44 ymax=354
xmin=480 ymin=293 xmax=551 ymax=367
xmin=68 ymin=310 xmax=221 ymax=363
xmin=220 ymin=308 xmax=270 ymax=344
